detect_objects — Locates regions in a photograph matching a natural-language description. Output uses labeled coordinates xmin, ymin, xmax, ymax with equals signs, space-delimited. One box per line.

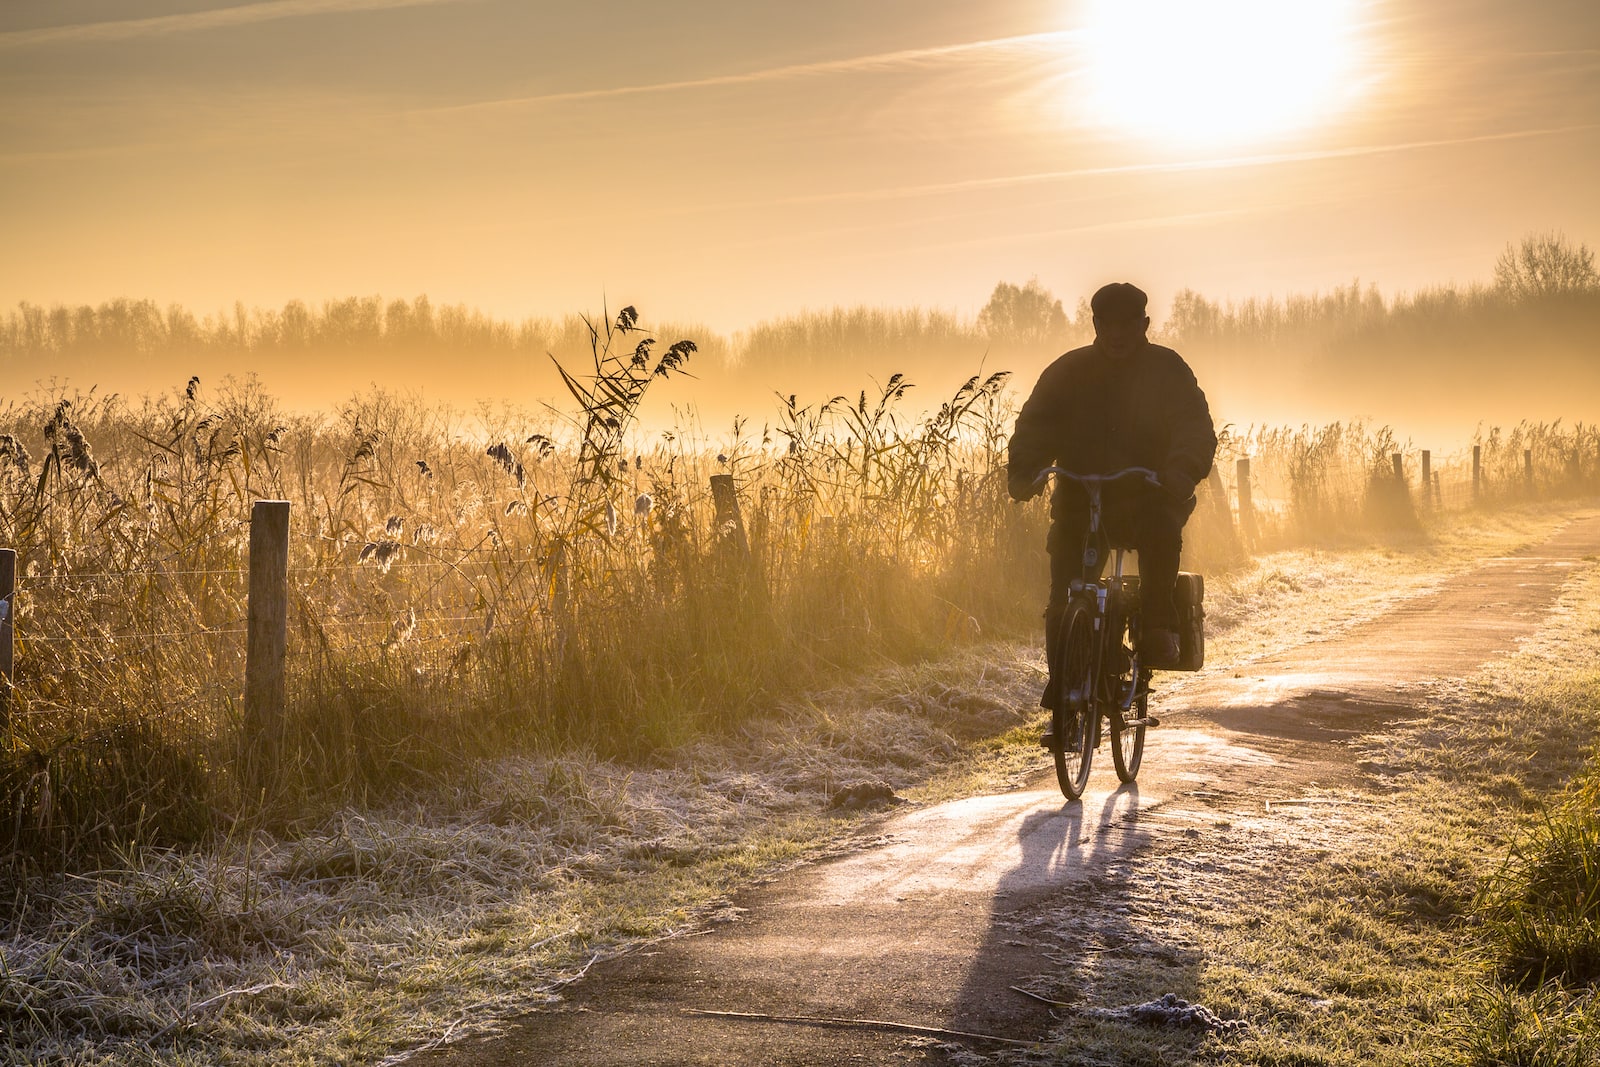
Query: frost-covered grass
xmin=1 ymin=496 xmax=1589 ymax=1064
xmin=0 ymin=646 xmax=1046 ymax=1066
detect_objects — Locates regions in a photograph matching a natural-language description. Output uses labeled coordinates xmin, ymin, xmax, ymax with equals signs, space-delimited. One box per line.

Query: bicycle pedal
xmin=1122 ymin=715 xmax=1160 ymax=728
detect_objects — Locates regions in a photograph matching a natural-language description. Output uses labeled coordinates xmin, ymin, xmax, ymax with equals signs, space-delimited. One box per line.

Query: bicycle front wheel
xmin=1051 ymin=601 xmax=1097 ymax=800
xmin=1111 ymin=669 xmax=1148 ymax=783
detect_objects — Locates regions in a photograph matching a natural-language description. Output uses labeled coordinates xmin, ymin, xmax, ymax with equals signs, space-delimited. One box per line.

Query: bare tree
xmin=1493 ymin=231 xmax=1599 ymax=298
xmin=977 ymin=279 xmax=1069 ymax=347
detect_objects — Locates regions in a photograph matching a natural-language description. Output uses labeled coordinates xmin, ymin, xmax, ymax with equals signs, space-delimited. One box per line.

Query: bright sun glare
xmin=1076 ymin=0 xmax=1365 ymax=147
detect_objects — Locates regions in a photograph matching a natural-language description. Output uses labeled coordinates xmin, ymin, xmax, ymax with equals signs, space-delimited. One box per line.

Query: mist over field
xmin=6 ymin=232 xmax=1600 ymax=447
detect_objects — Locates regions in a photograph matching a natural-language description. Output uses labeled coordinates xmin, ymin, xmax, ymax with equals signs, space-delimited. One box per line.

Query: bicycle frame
xmin=1036 ymin=466 xmax=1159 ymax=795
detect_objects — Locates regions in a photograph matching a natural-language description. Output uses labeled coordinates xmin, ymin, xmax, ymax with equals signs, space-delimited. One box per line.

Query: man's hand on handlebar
xmin=1008 ymin=469 xmax=1045 ymax=502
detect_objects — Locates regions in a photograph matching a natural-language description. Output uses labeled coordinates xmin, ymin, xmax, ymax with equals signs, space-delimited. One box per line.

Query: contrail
xmin=417 ymin=29 xmax=1079 ymax=116
xmin=0 ymin=0 xmax=475 ymax=49
xmin=779 ymin=123 xmax=1600 ymax=206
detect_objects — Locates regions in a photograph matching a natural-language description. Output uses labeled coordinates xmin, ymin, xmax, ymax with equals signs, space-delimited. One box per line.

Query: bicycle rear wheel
xmin=1111 ymin=669 xmax=1148 ymax=783
xmin=1051 ymin=601 xmax=1097 ymax=800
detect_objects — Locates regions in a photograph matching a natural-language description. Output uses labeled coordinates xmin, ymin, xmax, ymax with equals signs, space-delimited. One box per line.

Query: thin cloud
xmin=0 ymin=0 xmax=473 ymax=49
xmin=862 ymin=207 xmax=1254 ymax=260
xmin=782 ymin=123 xmax=1600 ymax=207
xmin=706 ymin=204 xmax=1249 ymax=261
xmin=417 ymin=30 xmax=1079 ymax=116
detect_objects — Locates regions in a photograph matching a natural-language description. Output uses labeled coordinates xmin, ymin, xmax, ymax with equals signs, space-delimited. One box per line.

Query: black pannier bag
xmin=1173 ymin=572 xmax=1205 ymax=671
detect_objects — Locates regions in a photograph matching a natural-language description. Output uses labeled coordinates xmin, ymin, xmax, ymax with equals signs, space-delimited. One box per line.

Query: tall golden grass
xmin=0 ymin=308 xmax=1049 ymax=871
xmin=1 ymin=302 xmax=1596 ymax=872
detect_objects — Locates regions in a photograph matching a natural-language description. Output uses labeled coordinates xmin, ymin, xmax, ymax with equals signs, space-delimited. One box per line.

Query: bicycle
xmin=1035 ymin=465 xmax=1164 ymax=800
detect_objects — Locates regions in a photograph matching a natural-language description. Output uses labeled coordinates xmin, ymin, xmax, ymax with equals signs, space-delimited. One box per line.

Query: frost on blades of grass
xmin=0 ymin=648 xmax=1044 ymax=1066
xmin=5 ymin=512 xmax=1574 ymax=1066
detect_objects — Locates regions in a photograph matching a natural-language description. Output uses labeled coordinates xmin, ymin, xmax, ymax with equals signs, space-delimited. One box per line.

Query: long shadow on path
xmin=942 ymin=784 xmax=1180 ymax=1052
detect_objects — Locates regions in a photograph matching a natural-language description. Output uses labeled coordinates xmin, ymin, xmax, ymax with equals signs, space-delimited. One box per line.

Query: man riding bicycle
xmin=1007 ymin=282 xmax=1217 ymax=704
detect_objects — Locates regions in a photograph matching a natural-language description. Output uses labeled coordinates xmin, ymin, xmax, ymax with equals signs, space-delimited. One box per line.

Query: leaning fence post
xmin=244 ymin=500 xmax=290 ymax=784
xmin=709 ymin=474 xmax=768 ymax=603
xmin=709 ymin=474 xmax=751 ymax=561
xmin=0 ymin=548 xmax=14 ymax=729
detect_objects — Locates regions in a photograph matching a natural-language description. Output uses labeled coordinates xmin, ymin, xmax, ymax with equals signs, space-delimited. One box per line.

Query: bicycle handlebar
xmin=1034 ymin=465 xmax=1160 ymax=490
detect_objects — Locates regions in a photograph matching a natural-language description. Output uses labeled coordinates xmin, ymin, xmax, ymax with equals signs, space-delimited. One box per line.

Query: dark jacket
xmin=1006 ymin=341 xmax=1217 ymax=520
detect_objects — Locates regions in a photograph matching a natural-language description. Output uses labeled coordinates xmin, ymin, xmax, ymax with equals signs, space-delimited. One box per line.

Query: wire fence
xmin=3 ymin=446 xmax=1581 ymax=642
xmin=2 ymin=440 xmax=1595 ymax=767
xmin=0 ymin=517 xmax=570 ymax=761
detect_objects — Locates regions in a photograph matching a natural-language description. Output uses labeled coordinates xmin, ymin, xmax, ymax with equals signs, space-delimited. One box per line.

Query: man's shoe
xmin=1041 ymin=713 xmax=1082 ymax=752
xmin=1140 ymin=627 xmax=1183 ymax=669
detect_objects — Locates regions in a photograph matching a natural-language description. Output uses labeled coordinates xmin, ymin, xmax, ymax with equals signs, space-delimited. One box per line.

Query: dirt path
xmin=409 ymin=515 xmax=1600 ymax=1066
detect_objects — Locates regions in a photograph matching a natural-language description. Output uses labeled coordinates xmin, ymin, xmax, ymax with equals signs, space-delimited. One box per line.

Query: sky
xmin=3 ymin=0 xmax=1599 ymax=328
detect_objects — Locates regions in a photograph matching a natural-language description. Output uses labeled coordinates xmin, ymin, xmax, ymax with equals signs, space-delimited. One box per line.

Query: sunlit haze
xmin=3 ymin=0 xmax=1600 ymax=433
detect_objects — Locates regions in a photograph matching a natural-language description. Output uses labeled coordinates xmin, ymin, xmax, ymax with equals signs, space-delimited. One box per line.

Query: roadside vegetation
xmin=0 ymin=498 xmax=1583 ymax=1065
xmin=4 ymin=300 xmax=1597 ymax=876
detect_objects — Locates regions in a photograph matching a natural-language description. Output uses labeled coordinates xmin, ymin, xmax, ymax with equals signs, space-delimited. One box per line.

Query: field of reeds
xmin=3 ymin=302 xmax=1600 ymax=878
xmin=0 ymin=308 xmax=1049 ymax=873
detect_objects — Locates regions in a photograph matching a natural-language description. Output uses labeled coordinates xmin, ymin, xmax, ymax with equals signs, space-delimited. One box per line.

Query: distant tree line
xmin=2 ymin=231 xmax=1595 ymax=422
xmin=1157 ymin=231 xmax=1600 ymax=420
xmin=1163 ymin=231 xmax=1599 ymax=349
xmin=0 ymin=295 xmax=591 ymax=357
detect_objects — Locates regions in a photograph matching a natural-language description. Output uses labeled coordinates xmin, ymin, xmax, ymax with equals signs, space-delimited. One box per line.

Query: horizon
xmin=5 ymin=1 xmax=1600 ymax=328
xmin=5 ymin=266 xmax=1599 ymax=452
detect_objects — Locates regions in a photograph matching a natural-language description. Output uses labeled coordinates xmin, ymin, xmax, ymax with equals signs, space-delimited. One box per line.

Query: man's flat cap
xmin=1090 ymin=282 xmax=1148 ymax=318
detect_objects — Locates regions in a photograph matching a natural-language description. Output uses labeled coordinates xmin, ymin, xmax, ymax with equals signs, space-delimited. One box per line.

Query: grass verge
xmin=0 ymin=503 xmax=1587 ymax=1065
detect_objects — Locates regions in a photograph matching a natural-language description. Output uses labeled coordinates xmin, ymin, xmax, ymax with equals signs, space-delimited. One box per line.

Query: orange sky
xmin=3 ymin=0 xmax=1599 ymax=327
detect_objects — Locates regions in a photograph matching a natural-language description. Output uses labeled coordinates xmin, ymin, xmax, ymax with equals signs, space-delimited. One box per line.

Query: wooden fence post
xmin=1472 ymin=445 xmax=1482 ymax=499
xmin=0 ymin=548 xmax=14 ymax=729
xmin=1235 ymin=457 xmax=1257 ymax=545
xmin=709 ymin=473 xmax=771 ymax=608
xmin=1420 ymin=451 xmax=1431 ymax=509
xmin=1203 ymin=465 xmax=1242 ymax=560
xmin=1524 ymin=449 xmax=1535 ymax=493
xmin=709 ymin=474 xmax=751 ymax=560
xmin=1391 ymin=452 xmax=1404 ymax=484
xmin=244 ymin=500 xmax=290 ymax=783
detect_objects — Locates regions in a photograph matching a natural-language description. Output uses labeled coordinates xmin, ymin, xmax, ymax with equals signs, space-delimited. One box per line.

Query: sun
xmin=1075 ymin=0 xmax=1366 ymax=147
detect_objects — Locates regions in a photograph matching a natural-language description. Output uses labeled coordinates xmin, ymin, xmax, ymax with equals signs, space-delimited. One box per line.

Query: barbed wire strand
xmin=17 ymin=611 xmax=517 ymax=643
xmin=20 ymin=626 xmax=249 ymax=643
xmin=20 ymin=566 xmax=249 ymax=583
xmin=9 ymin=556 xmax=556 ymax=584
